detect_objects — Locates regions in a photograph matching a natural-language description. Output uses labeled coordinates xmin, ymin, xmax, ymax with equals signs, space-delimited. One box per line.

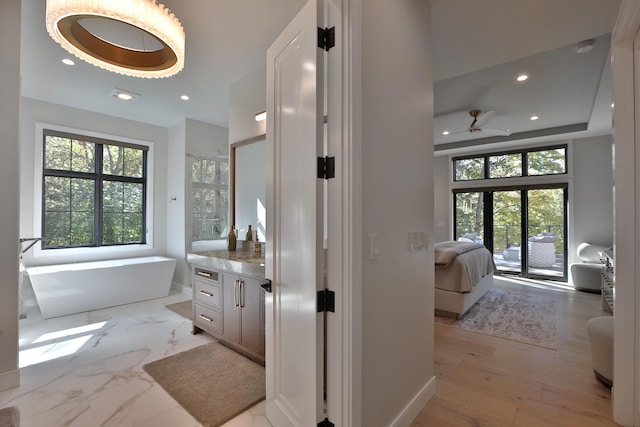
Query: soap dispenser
xmin=254 ymin=233 xmax=262 ymax=256
xmin=228 ymin=226 xmax=237 ymax=251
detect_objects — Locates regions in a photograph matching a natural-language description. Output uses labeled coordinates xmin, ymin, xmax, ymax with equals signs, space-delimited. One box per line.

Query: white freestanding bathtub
xmin=27 ymin=256 xmax=176 ymax=319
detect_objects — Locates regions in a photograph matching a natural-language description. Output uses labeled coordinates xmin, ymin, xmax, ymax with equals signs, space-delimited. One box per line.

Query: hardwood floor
xmin=411 ymin=275 xmax=619 ymax=427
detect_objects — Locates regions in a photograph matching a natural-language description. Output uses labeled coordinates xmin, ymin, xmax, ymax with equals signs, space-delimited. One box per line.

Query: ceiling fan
xmin=445 ymin=109 xmax=512 ymax=137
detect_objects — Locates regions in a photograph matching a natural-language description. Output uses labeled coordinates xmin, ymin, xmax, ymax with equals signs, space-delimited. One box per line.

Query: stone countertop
xmin=187 ymin=249 xmax=265 ymax=278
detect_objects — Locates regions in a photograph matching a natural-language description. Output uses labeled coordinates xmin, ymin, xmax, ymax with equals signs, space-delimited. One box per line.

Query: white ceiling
xmin=20 ymin=0 xmax=307 ymax=129
xmin=431 ymin=0 xmax=620 ymax=154
xmin=20 ymin=0 xmax=621 ymax=154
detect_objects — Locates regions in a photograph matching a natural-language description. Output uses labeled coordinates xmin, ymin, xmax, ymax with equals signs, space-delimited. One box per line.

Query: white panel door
xmin=265 ymin=0 xmax=325 ymax=426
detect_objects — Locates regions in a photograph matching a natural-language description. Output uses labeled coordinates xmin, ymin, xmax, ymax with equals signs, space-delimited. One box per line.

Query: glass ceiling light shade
xmin=45 ymin=0 xmax=185 ymax=78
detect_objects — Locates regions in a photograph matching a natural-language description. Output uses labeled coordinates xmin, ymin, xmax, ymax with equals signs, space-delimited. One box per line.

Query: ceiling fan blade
xmin=480 ymin=127 xmax=512 ymax=136
xmin=443 ymin=128 xmax=472 ymax=136
xmin=474 ymin=110 xmax=496 ymax=128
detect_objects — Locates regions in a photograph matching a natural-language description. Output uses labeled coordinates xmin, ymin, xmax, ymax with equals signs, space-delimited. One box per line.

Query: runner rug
xmin=435 ymin=288 xmax=558 ymax=349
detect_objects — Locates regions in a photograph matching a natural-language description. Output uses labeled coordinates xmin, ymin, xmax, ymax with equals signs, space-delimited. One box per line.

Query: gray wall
xmin=19 ymin=98 xmax=170 ymax=266
xmin=571 ymin=136 xmax=614 ymax=252
xmin=0 ymin=0 xmax=21 ymax=391
xmin=359 ymin=1 xmax=435 ymax=424
xmin=432 ymin=135 xmax=614 ymax=281
xmin=434 ymin=155 xmax=451 ymax=243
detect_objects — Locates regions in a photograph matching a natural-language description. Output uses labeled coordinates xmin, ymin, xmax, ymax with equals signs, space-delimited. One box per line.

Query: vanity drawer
xmin=194 ymin=280 xmax=221 ymax=307
xmin=194 ymin=303 xmax=222 ymax=334
xmin=194 ymin=267 xmax=220 ymax=283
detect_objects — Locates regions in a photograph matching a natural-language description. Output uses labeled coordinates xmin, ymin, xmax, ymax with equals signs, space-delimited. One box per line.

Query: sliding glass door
xmin=454 ymin=191 xmax=484 ymax=244
xmin=492 ymin=190 xmax=522 ymax=274
xmin=454 ymin=185 xmax=567 ymax=281
xmin=525 ymin=188 xmax=566 ymax=279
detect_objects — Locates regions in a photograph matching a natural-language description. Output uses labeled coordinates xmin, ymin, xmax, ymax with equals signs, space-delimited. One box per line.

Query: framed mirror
xmin=230 ymin=135 xmax=266 ymax=243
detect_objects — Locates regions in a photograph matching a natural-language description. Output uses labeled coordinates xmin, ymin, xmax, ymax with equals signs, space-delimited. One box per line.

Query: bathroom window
xmin=191 ymin=157 xmax=229 ymax=241
xmin=42 ymin=129 xmax=148 ymax=249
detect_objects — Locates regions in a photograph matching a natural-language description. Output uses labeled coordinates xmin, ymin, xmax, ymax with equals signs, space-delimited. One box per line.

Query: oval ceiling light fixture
xmin=516 ymin=74 xmax=528 ymax=82
xmin=62 ymin=58 xmax=75 ymax=65
xmin=45 ymin=0 xmax=185 ymax=78
xmin=530 ymin=115 xmax=539 ymax=121
xmin=180 ymin=94 xmax=190 ymax=101
xmin=442 ymin=130 xmax=450 ymax=135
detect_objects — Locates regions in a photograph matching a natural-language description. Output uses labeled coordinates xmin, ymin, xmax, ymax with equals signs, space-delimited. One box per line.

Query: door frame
xmin=264 ymin=0 xmax=356 ymax=424
xmin=611 ymin=2 xmax=640 ymax=424
xmin=326 ymin=0 xmax=358 ymax=424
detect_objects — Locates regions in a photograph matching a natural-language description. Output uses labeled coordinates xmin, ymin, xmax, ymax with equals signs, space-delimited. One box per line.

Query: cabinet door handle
xmin=240 ymin=280 xmax=245 ymax=308
xmin=199 ymin=314 xmax=213 ymax=322
xmin=197 ymin=271 xmax=212 ymax=278
xmin=199 ymin=290 xmax=213 ymax=297
xmin=234 ymin=280 xmax=240 ymax=307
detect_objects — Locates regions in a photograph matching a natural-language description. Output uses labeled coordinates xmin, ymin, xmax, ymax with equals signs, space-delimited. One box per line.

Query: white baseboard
xmin=0 ymin=368 xmax=20 ymax=392
xmin=389 ymin=375 xmax=437 ymax=427
xmin=181 ymin=284 xmax=192 ymax=298
xmin=169 ymin=280 xmax=191 ymax=297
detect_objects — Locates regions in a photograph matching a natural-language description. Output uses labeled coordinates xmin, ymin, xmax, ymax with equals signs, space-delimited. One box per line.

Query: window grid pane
xmin=191 ymin=158 xmax=229 ymax=241
xmin=489 ymin=153 xmax=522 ymax=178
xmin=43 ymin=131 xmax=146 ymax=249
xmin=527 ymin=148 xmax=567 ymax=176
xmin=454 ymin=158 xmax=484 ymax=181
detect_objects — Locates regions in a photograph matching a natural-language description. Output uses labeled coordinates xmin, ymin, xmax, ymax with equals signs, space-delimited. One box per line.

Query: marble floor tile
xmin=0 ymin=290 xmax=270 ymax=427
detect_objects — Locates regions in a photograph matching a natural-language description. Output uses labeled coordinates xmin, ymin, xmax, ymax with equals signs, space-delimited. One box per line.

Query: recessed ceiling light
xmin=530 ymin=115 xmax=539 ymax=121
xmin=575 ymin=39 xmax=594 ymax=54
xmin=180 ymin=95 xmax=189 ymax=101
xmin=516 ymin=74 xmax=528 ymax=82
xmin=611 ymin=103 xmax=615 ymax=108
xmin=62 ymin=58 xmax=75 ymax=66
xmin=112 ymin=88 xmax=138 ymax=101
xmin=442 ymin=131 xmax=450 ymax=135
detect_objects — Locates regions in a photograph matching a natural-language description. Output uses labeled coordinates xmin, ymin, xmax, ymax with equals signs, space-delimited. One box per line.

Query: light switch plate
xmin=369 ymin=233 xmax=379 ymax=260
xmin=410 ymin=231 xmax=428 ymax=252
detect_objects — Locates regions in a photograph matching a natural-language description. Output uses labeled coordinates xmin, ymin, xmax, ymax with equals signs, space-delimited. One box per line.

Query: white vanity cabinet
xmin=192 ymin=266 xmax=223 ymax=335
xmin=222 ymin=272 xmax=264 ymax=358
xmin=191 ymin=262 xmax=265 ymax=364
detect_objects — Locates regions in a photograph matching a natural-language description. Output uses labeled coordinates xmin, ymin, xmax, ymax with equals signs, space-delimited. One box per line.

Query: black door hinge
xmin=317 ymin=289 xmax=335 ymax=313
xmin=317 ymin=156 xmax=335 ymax=179
xmin=318 ymin=418 xmax=335 ymax=427
xmin=318 ymin=27 xmax=336 ymax=51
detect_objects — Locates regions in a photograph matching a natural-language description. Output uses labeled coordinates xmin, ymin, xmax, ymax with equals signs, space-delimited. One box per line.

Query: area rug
xmin=435 ymin=288 xmax=558 ymax=349
xmin=143 ymin=341 xmax=265 ymax=427
xmin=0 ymin=406 xmax=20 ymax=427
xmin=165 ymin=300 xmax=192 ymax=320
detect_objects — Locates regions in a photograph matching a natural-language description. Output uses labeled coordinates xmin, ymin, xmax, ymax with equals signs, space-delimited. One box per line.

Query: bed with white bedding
xmin=434 ymin=241 xmax=496 ymax=319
